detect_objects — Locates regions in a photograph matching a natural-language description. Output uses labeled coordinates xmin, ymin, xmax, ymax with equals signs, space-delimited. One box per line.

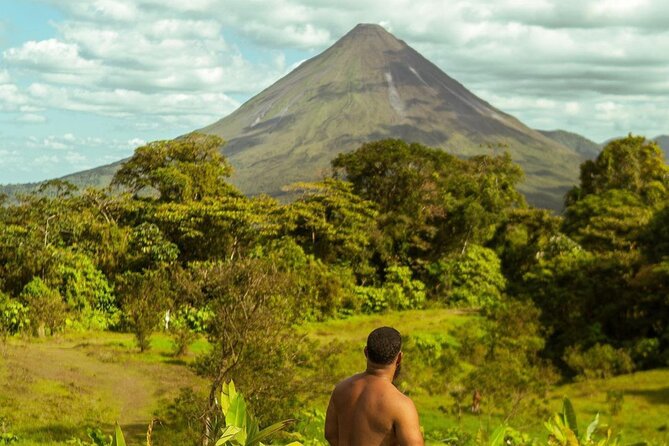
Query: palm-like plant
xmin=212 ymin=381 xmax=301 ymax=446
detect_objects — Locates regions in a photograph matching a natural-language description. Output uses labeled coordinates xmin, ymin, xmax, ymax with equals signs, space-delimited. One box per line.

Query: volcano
xmin=200 ymin=23 xmax=583 ymax=209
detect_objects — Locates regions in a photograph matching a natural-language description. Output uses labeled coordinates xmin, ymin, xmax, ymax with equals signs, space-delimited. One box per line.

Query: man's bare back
xmin=324 ymin=327 xmax=423 ymax=446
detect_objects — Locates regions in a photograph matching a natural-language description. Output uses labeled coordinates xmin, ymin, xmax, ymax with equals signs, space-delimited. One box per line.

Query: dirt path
xmin=0 ymin=335 xmax=207 ymax=444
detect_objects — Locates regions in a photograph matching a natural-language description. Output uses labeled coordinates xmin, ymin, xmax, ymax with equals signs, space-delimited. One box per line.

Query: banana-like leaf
xmin=111 ymin=423 xmax=126 ymax=446
xmin=562 ymin=398 xmax=579 ymax=437
xmin=220 ymin=381 xmax=237 ymax=417
xmin=585 ymin=413 xmax=600 ymax=442
xmin=215 ymin=425 xmax=242 ymax=446
xmin=246 ymin=419 xmax=295 ymax=446
xmin=545 ymin=415 xmax=568 ymax=444
xmin=566 ymin=429 xmax=579 ymax=446
xmin=488 ymin=425 xmax=507 ymax=446
xmin=225 ymin=393 xmax=247 ymax=438
xmin=247 ymin=419 xmax=260 ymax=444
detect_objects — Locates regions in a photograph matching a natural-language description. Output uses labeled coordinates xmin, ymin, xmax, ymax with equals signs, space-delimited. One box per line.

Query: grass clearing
xmin=549 ymin=370 xmax=669 ymax=445
xmin=0 ymin=309 xmax=667 ymax=445
xmin=0 ymin=332 xmax=207 ymax=445
xmin=300 ymin=309 xmax=669 ymax=445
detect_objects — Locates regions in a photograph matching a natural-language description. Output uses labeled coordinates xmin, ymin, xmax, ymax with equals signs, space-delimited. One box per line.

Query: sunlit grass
xmin=1 ymin=312 xmax=668 ymax=445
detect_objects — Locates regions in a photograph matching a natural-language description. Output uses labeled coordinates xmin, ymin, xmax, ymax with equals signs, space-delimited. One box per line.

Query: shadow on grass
xmin=121 ymin=421 xmax=151 ymax=442
xmin=20 ymin=424 xmax=82 ymax=442
xmin=162 ymin=357 xmax=188 ymax=366
xmin=624 ymin=386 xmax=669 ymax=405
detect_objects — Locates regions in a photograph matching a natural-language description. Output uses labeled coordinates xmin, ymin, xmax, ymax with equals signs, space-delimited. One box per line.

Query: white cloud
xmin=17 ymin=113 xmax=47 ymax=123
xmin=127 ymin=137 xmax=146 ymax=148
xmin=3 ymin=39 xmax=100 ymax=72
xmin=24 ymin=82 xmax=239 ymax=125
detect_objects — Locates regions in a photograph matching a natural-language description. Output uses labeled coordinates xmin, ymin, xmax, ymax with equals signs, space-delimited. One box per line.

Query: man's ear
xmin=396 ymin=351 xmax=403 ymax=365
xmin=364 ymin=346 xmax=368 ymax=358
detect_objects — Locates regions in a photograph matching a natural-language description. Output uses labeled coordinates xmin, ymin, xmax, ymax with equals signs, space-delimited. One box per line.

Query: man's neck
xmin=365 ymin=365 xmax=395 ymax=381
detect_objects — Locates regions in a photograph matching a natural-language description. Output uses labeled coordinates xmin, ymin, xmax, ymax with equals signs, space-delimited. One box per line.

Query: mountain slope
xmin=654 ymin=135 xmax=669 ymax=159
xmin=538 ymin=129 xmax=600 ymax=159
xmin=200 ymin=24 xmax=582 ymax=209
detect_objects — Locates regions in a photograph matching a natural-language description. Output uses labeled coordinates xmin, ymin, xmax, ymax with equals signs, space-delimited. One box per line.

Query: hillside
xmin=655 ymin=135 xmax=669 ymax=159
xmin=538 ymin=129 xmax=600 ymax=159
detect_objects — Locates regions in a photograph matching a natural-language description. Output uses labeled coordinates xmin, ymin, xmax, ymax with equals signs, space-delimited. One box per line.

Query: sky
xmin=0 ymin=0 xmax=668 ymax=185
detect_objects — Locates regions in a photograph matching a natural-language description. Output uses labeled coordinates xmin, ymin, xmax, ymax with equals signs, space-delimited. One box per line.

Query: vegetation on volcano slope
xmin=1 ymin=134 xmax=668 ymax=444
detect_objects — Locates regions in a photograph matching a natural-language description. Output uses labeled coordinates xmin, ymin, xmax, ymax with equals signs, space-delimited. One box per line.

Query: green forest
xmin=1 ymin=134 xmax=668 ymax=445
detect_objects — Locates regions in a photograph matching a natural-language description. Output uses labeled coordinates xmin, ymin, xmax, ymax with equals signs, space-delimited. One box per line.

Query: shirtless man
xmin=325 ymin=327 xmax=424 ymax=446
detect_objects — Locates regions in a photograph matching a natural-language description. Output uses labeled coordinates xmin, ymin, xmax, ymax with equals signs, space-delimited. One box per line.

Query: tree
xmin=489 ymin=207 xmax=564 ymax=286
xmin=182 ymin=258 xmax=309 ymax=435
xmin=563 ymin=189 xmax=653 ymax=252
xmin=566 ymin=135 xmax=669 ymax=206
xmin=112 ymin=133 xmax=235 ymax=202
xmin=283 ymin=179 xmax=378 ymax=276
xmin=463 ymin=299 xmax=556 ymax=419
xmin=521 ymin=249 xmax=642 ymax=367
xmin=640 ymin=203 xmax=669 ymax=263
xmin=153 ymin=194 xmax=281 ymax=262
xmin=331 ymin=139 xmax=524 ymax=276
xmin=429 ymin=244 xmax=506 ymax=307
xmin=116 ymin=268 xmax=173 ymax=351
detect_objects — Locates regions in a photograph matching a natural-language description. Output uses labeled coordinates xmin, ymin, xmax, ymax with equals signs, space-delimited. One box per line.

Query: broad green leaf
xmin=111 ymin=423 xmax=126 ymax=446
xmin=585 ymin=413 xmax=600 ymax=442
xmin=566 ymin=429 xmax=579 ymax=446
xmin=488 ymin=425 xmax=507 ymax=446
xmin=220 ymin=381 xmax=231 ymax=416
xmin=246 ymin=419 xmax=260 ymax=443
xmin=562 ymin=398 xmax=579 ymax=437
xmin=215 ymin=425 xmax=242 ymax=446
xmin=247 ymin=419 xmax=295 ymax=446
xmin=225 ymin=388 xmax=247 ymax=430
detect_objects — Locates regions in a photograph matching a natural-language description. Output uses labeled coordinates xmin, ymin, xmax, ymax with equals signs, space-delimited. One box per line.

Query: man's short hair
xmin=366 ymin=326 xmax=402 ymax=364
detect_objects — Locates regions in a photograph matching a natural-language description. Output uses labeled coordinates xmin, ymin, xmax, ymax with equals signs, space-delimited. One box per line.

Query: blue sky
xmin=1 ymin=0 xmax=668 ymax=184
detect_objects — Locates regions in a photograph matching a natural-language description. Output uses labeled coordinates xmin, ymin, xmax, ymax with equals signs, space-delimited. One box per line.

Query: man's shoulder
xmin=332 ymin=373 xmax=363 ymax=394
xmin=370 ymin=384 xmax=417 ymax=422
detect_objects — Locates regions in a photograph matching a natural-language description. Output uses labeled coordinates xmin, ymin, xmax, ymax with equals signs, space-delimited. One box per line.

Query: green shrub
xmin=430 ymin=244 xmax=506 ymax=307
xmin=358 ymin=265 xmax=426 ymax=313
xmin=19 ymin=277 xmax=66 ymax=337
xmin=424 ymin=426 xmax=473 ymax=446
xmin=563 ymin=343 xmax=634 ymax=379
xmin=291 ymin=409 xmax=327 ymax=446
xmin=631 ymin=337 xmax=660 ymax=368
xmin=49 ymin=250 xmax=118 ymax=330
xmin=0 ymin=292 xmax=29 ymax=337
xmin=357 ymin=286 xmax=389 ymax=313
xmin=116 ymin=269 xmax=173 ymax=352
xmin=606 ymin=390 xmax=624 ymax=416
xmin=0 ymin=432 xmax=18 ymax=445
xmin=169 ymin=307 xmax=207 ymax=357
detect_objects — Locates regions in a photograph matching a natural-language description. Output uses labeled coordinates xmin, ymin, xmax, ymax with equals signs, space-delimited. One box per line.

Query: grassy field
xmin=0 ymin=332 xmax=209 ymax=445
xmin=0 ymin=309 xmax=668 ymax=445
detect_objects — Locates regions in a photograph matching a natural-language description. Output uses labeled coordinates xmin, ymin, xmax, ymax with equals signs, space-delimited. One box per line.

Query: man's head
xmin=365 ymin=327 xmax=402 ymax=378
